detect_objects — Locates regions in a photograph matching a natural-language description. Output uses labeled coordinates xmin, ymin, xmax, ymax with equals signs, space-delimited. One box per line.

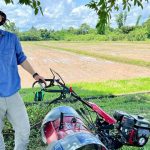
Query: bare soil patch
xmin=20 ymin=43 xmax=150 ymax=88
xmin=37 ymin=41 xmax=150 ymax=62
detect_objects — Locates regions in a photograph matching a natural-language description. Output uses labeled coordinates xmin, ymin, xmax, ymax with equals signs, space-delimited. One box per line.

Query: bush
xmin=127 ymin=27 xmax=148 ymax=41
xmin=107 ymin=33 xmax=126 ymax=41
xmin=50 ymin=33 xmax=65 ymax=40
xmin=19 ymin=32 xmax=42 ymax=41
xmin=143 ymin=18 xmax=150 ymax=38
xmin=94 ymin=35 xmax=108 ymax=41
xmin=121 ymin=26 xmax=135 ymax=34
xmin=64 ymin=34 xmax=108 ymax=41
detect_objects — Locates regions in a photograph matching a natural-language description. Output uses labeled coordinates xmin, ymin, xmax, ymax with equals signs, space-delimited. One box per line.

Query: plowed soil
xmin=39 ymin=41 xmax=150 ymax=62
xmin=19 ymin=42 xmax=150 ymax=88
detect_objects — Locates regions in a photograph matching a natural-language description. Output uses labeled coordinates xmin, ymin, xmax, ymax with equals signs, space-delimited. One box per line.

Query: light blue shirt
xmin=0 ymin=29 xmax=27 ymax=97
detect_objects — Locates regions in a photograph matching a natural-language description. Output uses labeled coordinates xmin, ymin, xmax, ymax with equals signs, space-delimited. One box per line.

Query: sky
xmin=0 ymin=0 xmax=150 ymax=31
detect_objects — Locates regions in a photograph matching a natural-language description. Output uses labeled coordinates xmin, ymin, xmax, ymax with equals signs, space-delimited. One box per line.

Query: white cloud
xmin=69 ymin=5 xmax=97 ymax=28
xmin=71 ymin=5 xmax=89 ymax=17
xmin=0 ymin=0 xmax=150 ymax=30
xmin=44 ymin=1 xmax=64 ymax=19
xmin=67 ymin=0 xmax=73 ymax=4
xmin=82 ymin=11 xmax=97 ymax=26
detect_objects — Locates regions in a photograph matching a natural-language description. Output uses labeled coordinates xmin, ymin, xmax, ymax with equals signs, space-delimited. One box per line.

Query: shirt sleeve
xmin=15 ymin=35 xmax=27 ymax=65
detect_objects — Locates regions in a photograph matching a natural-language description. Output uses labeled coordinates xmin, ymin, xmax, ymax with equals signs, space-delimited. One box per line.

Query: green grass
xmin=27 ymin=94 xmax=150 ymax=149
xmin=29 ymin=42 xmax=150 ymax=68
xmin=5 ymin=94 xmax=150 ymax=150
xmin=20 ymin=77 xmax=150 ymax=102
xmin=16 ymin=41 xmax=150 ymax=149
xmin=22 ymin=40 xmax=150 ymax=45
xmin=4 ymin=78 xmax=150 ymax=149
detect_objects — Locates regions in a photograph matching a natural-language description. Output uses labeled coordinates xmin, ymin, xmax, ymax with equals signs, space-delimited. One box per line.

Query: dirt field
xmin=20 ymin=42 xmax=150 ymax=88
xmin=36 ymin=41 xmax=150 ymax=62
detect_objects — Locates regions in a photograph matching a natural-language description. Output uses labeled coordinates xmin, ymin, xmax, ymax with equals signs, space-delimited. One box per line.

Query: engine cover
xmin=113 ymin=111 xmax=150 ymax=147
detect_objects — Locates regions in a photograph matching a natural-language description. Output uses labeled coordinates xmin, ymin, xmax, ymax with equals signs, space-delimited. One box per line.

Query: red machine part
xmin=44 ymin=116 xmax=90 ymax=144
xmin=88 ymin=102 xmax=117 ymax=125
xmin=128 ymin=129 xmax=136 ymax=145
xmin=44 ymin=122 xmax=58 ymax=144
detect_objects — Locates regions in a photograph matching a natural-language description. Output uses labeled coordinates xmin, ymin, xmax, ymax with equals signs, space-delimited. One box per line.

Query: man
xmin=0 ymin=11 xmax=45 ymax=150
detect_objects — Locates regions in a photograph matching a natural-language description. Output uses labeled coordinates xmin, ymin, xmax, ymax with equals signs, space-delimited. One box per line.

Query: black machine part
xmin=114 ymin=111 xmax=150 ymax=129
xmin=32 ymin=69 xmax=150 ymax=149
xmin=132 ymin=115 xmax=150 ymax=129
xmin=113 ymin=111 xmax=150 ymax=147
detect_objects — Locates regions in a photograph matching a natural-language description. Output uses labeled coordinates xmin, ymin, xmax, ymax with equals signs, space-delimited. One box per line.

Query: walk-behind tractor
xmin=32 ymin=69 xmax=150 ymax=150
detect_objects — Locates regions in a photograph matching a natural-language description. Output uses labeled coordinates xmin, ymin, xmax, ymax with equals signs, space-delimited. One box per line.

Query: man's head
xmin=0 ymin=11 xmax=6 ymax=26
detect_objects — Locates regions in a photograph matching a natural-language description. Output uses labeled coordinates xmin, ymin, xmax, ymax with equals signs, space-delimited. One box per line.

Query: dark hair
xmin=0 ymin=11 xmax=7 ymax=26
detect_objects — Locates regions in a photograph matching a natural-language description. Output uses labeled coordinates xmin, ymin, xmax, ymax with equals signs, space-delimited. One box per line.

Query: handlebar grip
xmin=39 ymin=80 xmax=46 ymax=89
xmin=32 ymin=79 xmax=46 ymax=89
xmin=32 ymin=79 xmax=55 ymax=89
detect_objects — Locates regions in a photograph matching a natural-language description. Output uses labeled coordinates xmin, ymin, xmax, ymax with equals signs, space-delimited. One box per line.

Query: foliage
xmin=3 ymin=16 xmax=150 ymax=42
xmin=107 ymin=32 xmax=126 ymax=41
xmin=3 ymin=21 xmax=19 ymax=35
xmin=64 ymin=34 xmax=108 ymax=41
xmin=86 ymin=0 xmax=148 ymax=33
xmin=115 ymin=12 xmax=127 ymax=28
xmin=121 ymin=26 xmax=135 ymax=34
xmin=143 ymin=18 xmax=150 ymax=38
xmin=3 ymin=0 xmax=42 ymax=15
xmin=76 ymin=23 xmax=91 ymax=35
xmin=2 ymin=0 xmax=149 ymax=33
xmin=3 ymin=93 xmax=150 ymax=149
xmin=127 ymin=27 xmax=148 ymax=41
xmin=19 ymin=31 xmax=41 ymax=41
xmin=39 ymin=29 xmax=51 ymax=40
xmin=136 ymin=15 xmax=142 ymax=26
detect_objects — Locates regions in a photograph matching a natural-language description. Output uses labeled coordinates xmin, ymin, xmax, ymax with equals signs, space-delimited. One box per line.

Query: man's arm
xmin=14 ymin=35 xmax=46 ymax=83
xmin=21 ymin=59 xmax=46 ymax=83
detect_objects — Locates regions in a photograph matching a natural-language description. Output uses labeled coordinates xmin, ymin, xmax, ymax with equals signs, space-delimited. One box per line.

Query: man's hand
xmin=33 ymin=74 xmax=46 ymax=85
xmin=21 ymin=60 xmax=46 ymax=85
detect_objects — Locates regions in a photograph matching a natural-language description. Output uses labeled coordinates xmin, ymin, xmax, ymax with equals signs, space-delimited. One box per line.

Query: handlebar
xmin=32 ymin=78 xmax=92 ymax=108
xmin=32 ymin=79 xmax=54 ymax=89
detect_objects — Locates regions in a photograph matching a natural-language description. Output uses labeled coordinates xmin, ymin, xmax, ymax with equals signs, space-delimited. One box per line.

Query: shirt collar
xmin=0 ymin=29 xmax=5 ymax=36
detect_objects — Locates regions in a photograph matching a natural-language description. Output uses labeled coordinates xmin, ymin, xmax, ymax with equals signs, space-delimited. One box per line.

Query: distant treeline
xmin=3 ymin=12 xmax=150 ymax=41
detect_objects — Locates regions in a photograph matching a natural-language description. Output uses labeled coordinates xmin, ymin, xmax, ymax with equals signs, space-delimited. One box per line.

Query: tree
xmin=86 ymin=0 xmax=149 ymax=33
xmin=3 ymin=0 xmax=42 ymax=15
xmin=3 ymin=0 xmax=149 ymax=33
xmin=29 ymin=26 xmax=37 ymax=32
xmin=4 ymin=21 xmax=19 ymax=34
xmin=136 ymin=15 xmax=142 ymax=26
xmin=143 ymin=18 xmax=150 ymax=38
xmin=115 ymin=12 xmax=127 ymax=28
xmin=78 ymin=23 xmax=91 ymax=34
xmin=39 ymin=29 xmax=51 ymax=40
xmin=68 ymin=27 xmax=74 ymax=33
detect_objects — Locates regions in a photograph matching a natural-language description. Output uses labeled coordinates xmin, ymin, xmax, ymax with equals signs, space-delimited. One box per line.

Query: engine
xmin=113 ymin=111 xmax=150 ymax=147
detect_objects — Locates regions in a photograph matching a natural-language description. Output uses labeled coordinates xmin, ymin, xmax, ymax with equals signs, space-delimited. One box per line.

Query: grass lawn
xmin=4 ymin=78 xmax=150 ymax=149
xmin=25 ymin=94 xmax=150 ymax=149
xmin=22 ymin=77 xmax=150 ymax=149
xmin=20 ymin=77 xmax=150 ymax=102
xmin=10 ymin=41 xmax=149 ymax=149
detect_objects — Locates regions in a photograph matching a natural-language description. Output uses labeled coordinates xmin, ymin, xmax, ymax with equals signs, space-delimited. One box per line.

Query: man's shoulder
xmin=3 ymin=30 xmax=17 ymax=38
